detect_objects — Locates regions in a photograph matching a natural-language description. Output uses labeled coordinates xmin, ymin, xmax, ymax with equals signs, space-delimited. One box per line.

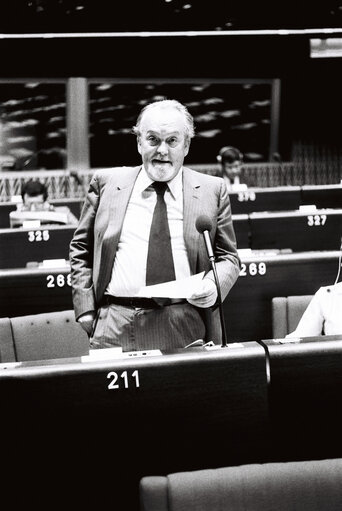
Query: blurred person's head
xmin=21 ymin=180 xmax=49 ymax=211
xmin=217 ymin=146 xmax=243 ymax=184
xmin=133 ymin=99 xmax=194 ymax=182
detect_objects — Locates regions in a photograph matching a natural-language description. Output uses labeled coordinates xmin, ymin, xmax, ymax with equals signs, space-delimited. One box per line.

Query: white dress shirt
xmin=287 ymin=282 xmax=342 ymax=337
xmin=106 ymin=167 xmax=191 ymax=297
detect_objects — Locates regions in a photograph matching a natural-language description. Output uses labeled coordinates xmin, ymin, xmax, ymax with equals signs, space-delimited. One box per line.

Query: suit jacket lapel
xmin=98 ymin=166 xmax=141 ymax=299
xmin=107 ymin=167 xmax=141 ymax=234
xmin=183 ymin=167 xmax=203 ymax=274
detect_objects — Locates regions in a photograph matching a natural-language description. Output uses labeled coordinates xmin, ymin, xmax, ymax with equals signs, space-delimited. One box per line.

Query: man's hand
xmin=187 ymin=278 xmax=217 ymax=308
xmin=78 ymin=312 xmax=96 ymax=335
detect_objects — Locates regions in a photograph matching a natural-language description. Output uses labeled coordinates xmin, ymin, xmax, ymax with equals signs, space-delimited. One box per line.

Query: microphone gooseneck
xmin=195 ymin=215 xmax=228 ymax=348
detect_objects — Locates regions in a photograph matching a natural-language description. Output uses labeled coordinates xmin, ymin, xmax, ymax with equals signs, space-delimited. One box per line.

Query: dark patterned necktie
xmin=146 ymin=181 xmax=176 ymax=285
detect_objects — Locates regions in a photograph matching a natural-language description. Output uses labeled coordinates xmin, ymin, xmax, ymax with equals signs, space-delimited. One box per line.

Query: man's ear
xmin=137 ymin=136 xmax=142 ymax=155
xmin=216 ymin=155 xmax=222 ymax=163
xmin=184 ymin=138 xmax=191 ymax=157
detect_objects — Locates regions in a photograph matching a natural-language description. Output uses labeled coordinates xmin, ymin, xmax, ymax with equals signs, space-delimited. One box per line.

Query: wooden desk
xmin=50 ymin=197 xmax=84 ymax=218
xmin=224 ymin=250 xmax=341 ymax=342
xmin=0 ymin=197 xmax=83 ymax=228
xmin=0 ymin=202 xmax=16 ymax=227
xmin=232 ymin=214 xmax=250 ymax=249
xmin=0 ymin=265 xmax=73 ymax=317
xmin=262 ymin=335 xmax=342 ymax=461
xmin=0 ymin=225 xmax=76 ymax=268
xmin=1 ymin=250 xmax=340 ymax=341
xmin=0 ymin=344 xmax=270 ymax=510
xmin=228 ymin=184 xmax=342 ymax=215
xmin=229 ymin=186 xmax=301 ymax=215
xmin=301 ymin=184 xmax=342 ymax=209
xmin=249 ymin=208 xmax=342 ymax=251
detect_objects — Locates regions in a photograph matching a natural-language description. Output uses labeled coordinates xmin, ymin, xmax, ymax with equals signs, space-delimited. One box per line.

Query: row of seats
xmin=0 ymin=249 xmax=337 ymax=341
xmin=2 ymin=324 xmax=342 ymax=510
xmin=140 ymin=458 xmax=342 ymax=511
xmin=0 ymin=296 xmax=310 ymax=362
xmin=0 ymin=309 xmax=88 ymax=362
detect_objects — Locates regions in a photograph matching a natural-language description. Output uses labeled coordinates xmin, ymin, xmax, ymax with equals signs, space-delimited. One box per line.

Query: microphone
xmin=195 ymin=215 xmax=228 ymax=348
xmin=196 ymin=216 xmax=214 ymax=260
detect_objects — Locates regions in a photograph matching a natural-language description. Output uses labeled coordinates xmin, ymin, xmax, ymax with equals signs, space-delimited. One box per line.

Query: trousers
xmin=89 ymin=302 xmax=205 ymax=352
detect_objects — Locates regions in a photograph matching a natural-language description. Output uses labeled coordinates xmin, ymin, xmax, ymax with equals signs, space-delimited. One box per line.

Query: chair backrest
xmin=272 ymin=294 xmax=313 ymax=338
xmin=0 ymin=309 xmax=89 ymax=362
xmin=140 ymin=458 xmax=342 ymax=511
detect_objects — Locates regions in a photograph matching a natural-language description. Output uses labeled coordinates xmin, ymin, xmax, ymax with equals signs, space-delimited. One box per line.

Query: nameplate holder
xmin=23 ymin=220 xmax=41 ymax=228
xmin=273 ymin=337 xmax=302 ymax=344
xmin=299 ymin=205 xmax=317 ymax=212
xmin=41 ymin=259 xmax=69 ymax=268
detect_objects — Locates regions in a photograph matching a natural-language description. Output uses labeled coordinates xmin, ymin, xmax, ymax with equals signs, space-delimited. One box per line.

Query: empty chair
xmin=271 ymin=295 xmax=313 ymax=338
xmin=0 ymin=309 xmax=89 ymax=362
xmin=140 ymin=458 xmax=342 ymax=511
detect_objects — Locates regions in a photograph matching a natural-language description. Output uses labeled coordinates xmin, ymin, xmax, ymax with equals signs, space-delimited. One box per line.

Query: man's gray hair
xmin=132 ymin=99 xmax=195 ymax=140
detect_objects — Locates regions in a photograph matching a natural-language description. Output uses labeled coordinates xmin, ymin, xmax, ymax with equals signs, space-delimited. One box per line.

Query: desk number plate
xmin=107 ymin=370 xmax=140 ymax=390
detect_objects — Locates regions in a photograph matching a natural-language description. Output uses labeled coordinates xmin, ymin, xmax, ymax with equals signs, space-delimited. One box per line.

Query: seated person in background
xmin=216 ymin=146 xmax=247 ymax=191
xmin=9 ymin=179 xmax=78 ymax=228
xmin=286 ymin=281 xmax=342 ymax=337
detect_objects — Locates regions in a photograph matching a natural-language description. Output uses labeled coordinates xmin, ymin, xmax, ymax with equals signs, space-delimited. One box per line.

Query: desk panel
xmin=50 ymin=197 xmax=84 ymax=218
xmin=0 ymin=345 xmax=270 ymax=510
xmin=229 ymin=186 xmax=301 ymax=215
xmin=0 ymin=202 xmax=16 ymax=227
xmin=232 ymin=214 xmax=250 ymax=249
xmin=262 ymin=336 xmax=342 ymax=461
xmin=301 ymin=184 xmax=342 ymax=209
xmin=0 ymin=266 xmax=73 ymax=317
xmin=0 ymin=225 xmax=76 ymax=268
xmin=224 ymin=250 xmax=341 ymax=342
xmin=0 ymin=198 xmax=83 ymax=228
xmin=249 ymin=209 xmax=342 ymax=251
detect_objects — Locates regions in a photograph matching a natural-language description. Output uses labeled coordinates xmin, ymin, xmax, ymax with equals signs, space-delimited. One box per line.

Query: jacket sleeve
xmin=69 ymin=174 xmax=100 ymax=320
xmin=205 ymin=178 xmax=241 ymax=301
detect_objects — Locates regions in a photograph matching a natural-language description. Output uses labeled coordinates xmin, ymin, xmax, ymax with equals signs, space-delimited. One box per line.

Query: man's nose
xmin=157 ymin=141 xmax=168 ymax=155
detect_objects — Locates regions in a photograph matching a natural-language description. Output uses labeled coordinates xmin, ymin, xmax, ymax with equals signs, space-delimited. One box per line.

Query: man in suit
xmin=69 ymin=99 xmax=240 ymax=352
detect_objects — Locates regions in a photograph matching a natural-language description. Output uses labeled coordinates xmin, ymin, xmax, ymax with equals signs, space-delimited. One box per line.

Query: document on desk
xmin=135 ymin=271 xmax=205 ymax=299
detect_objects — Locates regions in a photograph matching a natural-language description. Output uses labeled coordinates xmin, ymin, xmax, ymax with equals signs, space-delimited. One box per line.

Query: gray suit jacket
xmin=69 ymin=166 xmax=240 ymax=340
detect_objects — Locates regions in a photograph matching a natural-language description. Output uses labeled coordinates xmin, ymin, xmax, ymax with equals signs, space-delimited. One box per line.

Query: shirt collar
xmin=136 ymin=166 xmax=183 ymax=200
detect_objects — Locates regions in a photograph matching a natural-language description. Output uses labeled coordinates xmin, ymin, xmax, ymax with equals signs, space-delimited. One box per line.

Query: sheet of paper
xmin=135 ymin=271 xmax=205 ymax=299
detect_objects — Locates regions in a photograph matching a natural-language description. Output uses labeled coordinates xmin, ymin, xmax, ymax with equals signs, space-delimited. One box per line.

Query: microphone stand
xmin=202 ymin=230 xmax=228 ymax=348
xmin=209 ymin=256 xmax=228 ymax=348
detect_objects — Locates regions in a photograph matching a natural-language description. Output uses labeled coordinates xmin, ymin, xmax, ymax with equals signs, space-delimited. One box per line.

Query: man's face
xmin=137 ymin=107 xmax=190 ymax=182
xmin=23 ymin=193 xmax=45 ymax=211
xmin=223 ymin=161 xmax=242 ymax=180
